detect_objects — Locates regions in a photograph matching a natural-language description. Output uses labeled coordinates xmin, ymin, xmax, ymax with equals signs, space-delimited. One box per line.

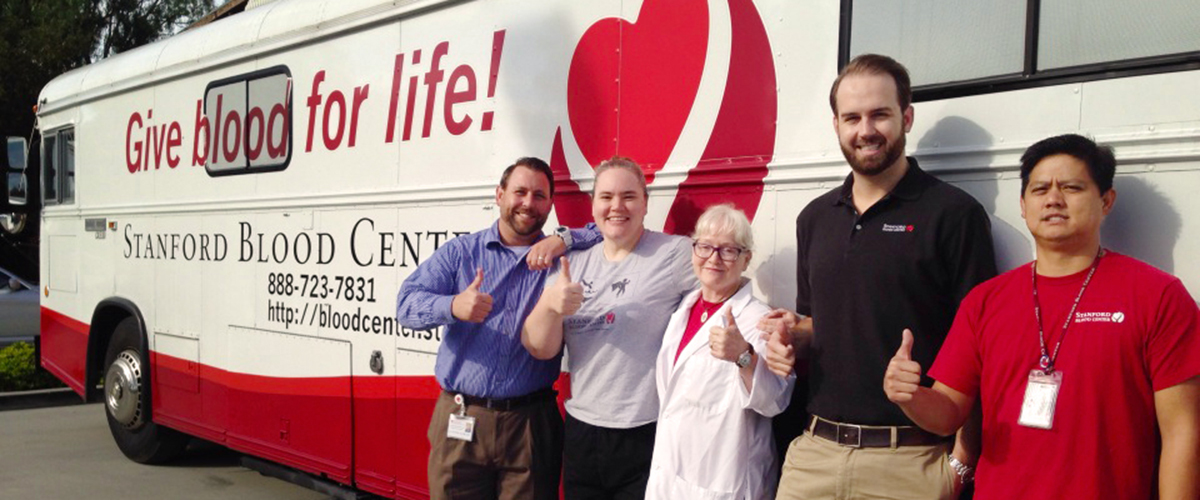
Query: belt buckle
xmin=836 ymin=422 xmax=862 ymax=448
xmin=488 ymin=396 xmax=515 ymax=411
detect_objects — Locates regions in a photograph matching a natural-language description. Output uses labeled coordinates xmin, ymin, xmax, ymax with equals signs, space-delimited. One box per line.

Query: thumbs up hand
xmin=757 ymin=308 xmax=798 ymax=336
xmin=764 ymin=321 xmax=796 ymax=378
xmin=452 ymin=268 xmax=494 ymax=323
xmin=709 ymin=307 xmax=750 ymax=362
xmin=547 ymin=257 xmax=584 ymax=316
xmin=884 ymin=329 xmax=922 ymax=403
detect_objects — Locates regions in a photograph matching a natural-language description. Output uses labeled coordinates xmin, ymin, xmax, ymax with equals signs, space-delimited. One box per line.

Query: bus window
xmin=848 ymin=2 xmax=1025 ymax=87
xmin=1039 ymin=0 xmax=1200 ymax=70
xmin=42 ymin=133 xmax=57 ymax=204
xmin=41 ymin=128 xmax=75 ymax=205
xmin=204 ymin=66 xmax=292 ymax=176
xmin=61 ymin=129 xmax=75 ymax=204
xmin=843 ymin=0 xmax=1200 ymax=99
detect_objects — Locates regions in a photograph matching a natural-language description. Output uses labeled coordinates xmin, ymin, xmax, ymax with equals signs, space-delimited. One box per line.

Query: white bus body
xmin=33 ymin=0 xmax=1200 ymax=497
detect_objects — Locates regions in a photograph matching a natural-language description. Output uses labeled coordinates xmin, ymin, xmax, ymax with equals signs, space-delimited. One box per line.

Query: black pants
xmin=563 ymin=412 xmax=656 ymax=500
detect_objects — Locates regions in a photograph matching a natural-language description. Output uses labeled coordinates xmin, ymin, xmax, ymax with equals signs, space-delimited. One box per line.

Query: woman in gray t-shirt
xmin=523 ymin=157 xmax=695 ymax=499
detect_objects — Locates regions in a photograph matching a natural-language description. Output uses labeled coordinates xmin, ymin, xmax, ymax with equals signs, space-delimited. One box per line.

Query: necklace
xmin=1031 ymin=248 xmax=1104 ymax=374
xmin=697 ymin=292 xmax=733 ymax=322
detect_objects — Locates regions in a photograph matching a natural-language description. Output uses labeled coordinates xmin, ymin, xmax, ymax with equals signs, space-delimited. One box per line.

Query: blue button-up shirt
xmin=395 ymin=221 xmax=599 ymax=398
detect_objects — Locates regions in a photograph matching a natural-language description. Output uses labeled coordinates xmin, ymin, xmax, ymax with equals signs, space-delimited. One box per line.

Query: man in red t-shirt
xmin=883 ymin=134 xmax=1200 ymax=500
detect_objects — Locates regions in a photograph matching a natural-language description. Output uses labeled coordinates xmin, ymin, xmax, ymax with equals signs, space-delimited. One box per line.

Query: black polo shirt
xmin=796 ymin=158 xmax=997 ymax=426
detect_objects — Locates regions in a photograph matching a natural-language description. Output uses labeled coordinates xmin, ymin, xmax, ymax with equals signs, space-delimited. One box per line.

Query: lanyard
xmin=1030 ymin=248 xmax=1104 ymax=374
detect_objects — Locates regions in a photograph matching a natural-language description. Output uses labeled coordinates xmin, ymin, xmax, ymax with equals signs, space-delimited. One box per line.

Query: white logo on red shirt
xmin=1074 ymin=311 xmax=1126 ymax=323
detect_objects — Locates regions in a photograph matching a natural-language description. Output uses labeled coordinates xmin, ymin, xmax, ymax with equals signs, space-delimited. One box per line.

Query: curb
xmin=0 ymin=387 xmax=88 ymax=412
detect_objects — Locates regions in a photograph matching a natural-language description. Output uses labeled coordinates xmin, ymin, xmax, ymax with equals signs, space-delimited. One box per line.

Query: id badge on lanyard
xmin=1022 ymin=250 xmax=1100 ymax=431
xmin=1018 ymin=370 xmax=1063 ymax=429
xmin=447 ymin=394 xmax=476 ymax=441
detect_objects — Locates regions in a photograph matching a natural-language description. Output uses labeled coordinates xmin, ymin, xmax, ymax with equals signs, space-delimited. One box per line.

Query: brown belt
xmin=809 ymin=415 xmax=947 ymax=448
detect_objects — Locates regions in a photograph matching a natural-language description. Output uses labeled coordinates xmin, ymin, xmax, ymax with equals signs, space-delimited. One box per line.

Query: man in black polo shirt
xmin=762 ymin=54 xmax=996 ymax=500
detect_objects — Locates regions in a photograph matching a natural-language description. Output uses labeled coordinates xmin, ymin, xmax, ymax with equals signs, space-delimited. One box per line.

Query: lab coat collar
xmin=668 ymin=278 xmax=755 ymax=381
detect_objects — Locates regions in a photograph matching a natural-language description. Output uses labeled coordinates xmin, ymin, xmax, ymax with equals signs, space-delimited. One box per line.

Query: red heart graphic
xmin=663 ymin=0 xmax=776 ymax=235
xmin=551 ymin=0 xmax=776 ymax=232
xmin=567 ymin=0 xmax=709 ymax=180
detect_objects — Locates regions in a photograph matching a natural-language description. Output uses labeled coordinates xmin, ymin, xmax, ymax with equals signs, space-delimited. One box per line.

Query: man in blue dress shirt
xmin=396 ymin=157 xmax=597 ymax=500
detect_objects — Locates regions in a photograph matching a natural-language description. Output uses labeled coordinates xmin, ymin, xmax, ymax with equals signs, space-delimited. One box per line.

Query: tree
xmin=96 ymin=0 xmax=215 ymax=60
xmin=0 ymin=0 xmax=214 ymax=139
xmin=0 ymin=0 xmax=214 ymax=281
xmin=0 ymin=0 xmax=102 ymax=139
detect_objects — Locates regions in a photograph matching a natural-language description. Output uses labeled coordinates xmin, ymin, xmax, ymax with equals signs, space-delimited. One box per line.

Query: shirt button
xmin=855 ymin=224 xmax=862 ymax=230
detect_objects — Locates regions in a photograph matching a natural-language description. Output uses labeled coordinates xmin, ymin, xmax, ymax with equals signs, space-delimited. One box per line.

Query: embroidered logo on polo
xmin=882 ymin=223 xmax=915 ymax=233
xmin=1074 ymin=311 xmax=1126 ymax=323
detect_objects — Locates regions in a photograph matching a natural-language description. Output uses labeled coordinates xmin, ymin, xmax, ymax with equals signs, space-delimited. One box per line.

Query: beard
xmin=502 ymin=205 xmax=548 ymax=237
xmin=841 ymin=132 xmax=906 ymax=177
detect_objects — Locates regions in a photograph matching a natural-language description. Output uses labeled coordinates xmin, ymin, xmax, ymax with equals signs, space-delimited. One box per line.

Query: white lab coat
xmin=645 ymin=280 xmax=795 ymax=500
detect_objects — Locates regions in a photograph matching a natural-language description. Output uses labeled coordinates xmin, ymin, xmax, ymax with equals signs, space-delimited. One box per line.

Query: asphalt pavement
xmin=0 ymin=403 xmax=333 ymax=499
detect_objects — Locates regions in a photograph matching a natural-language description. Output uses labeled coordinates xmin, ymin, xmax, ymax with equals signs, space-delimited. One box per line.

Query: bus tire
xmin=103 ymin=316 xmax=189 ymax=464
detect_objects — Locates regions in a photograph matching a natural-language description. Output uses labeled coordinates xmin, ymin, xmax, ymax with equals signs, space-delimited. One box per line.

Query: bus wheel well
xmin=86 ymin=300 xmax=145 ymax=403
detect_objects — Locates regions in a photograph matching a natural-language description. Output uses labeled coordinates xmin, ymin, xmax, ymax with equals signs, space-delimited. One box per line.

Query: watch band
xmin=736 ymin=345 xmax=754 ymax=368
xmin=948 ymin=455 xmax=975 ymax=484
xmin=554 ymin=226 xmax=573 ymax=248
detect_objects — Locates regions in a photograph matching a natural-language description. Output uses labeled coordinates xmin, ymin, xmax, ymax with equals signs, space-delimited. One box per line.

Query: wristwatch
xmin=736 ymin=345 xmax=755 ymax=368
xmin=554 ymin=226 xmax=573 ymax=248
xmin=948 ymin=455 xmax=975 ymax=484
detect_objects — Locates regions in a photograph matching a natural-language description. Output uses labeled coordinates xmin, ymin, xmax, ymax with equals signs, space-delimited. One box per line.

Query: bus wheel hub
xmin=105 ymin=350 xmax=144 ymax=429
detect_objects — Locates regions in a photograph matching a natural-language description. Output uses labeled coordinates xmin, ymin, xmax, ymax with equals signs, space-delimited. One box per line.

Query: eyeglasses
xmin=692 ymin=242 xmax=746 ymax=262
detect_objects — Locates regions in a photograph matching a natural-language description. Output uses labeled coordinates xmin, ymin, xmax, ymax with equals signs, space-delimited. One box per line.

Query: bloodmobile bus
xmin=8 ymin=0 xmax=1200 ymax=497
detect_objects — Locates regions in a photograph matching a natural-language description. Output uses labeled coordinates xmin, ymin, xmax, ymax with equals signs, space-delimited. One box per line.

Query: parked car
xmin=0 ymin=266 xmax=37 ymax=347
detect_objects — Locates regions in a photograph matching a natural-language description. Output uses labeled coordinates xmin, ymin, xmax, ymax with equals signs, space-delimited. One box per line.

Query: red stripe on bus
xmin=39 ymin=307 xmax=90 ymax=396
xmin=150 ymin=350 xmax=438 ymax=496
xmin=35 ymin=314 xmax=568 ymax=498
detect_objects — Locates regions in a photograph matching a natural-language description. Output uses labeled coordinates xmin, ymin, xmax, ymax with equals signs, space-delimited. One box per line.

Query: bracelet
xmin=948 ymin=455 xmax=975 ymax=484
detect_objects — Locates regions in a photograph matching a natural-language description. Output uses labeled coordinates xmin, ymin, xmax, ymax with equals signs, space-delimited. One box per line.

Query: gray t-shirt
xmin=550 ymin=230 xmax=697 ymax=428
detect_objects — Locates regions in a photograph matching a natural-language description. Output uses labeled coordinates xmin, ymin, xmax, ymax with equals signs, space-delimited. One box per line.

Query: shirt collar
xmin=483 ymin=221 xmax=546 ymax=250
xmin=482 ymin=221 xmax=504 ymax=248
xmin=834 ymin=156 xmax=929 ymax=206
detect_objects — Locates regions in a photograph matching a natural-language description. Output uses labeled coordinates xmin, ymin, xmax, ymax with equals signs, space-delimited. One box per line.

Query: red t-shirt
xmin=675 ymin=298 xmax=726 ymax=363
xmin=930 ymin=252 xmax=1200 ymax=500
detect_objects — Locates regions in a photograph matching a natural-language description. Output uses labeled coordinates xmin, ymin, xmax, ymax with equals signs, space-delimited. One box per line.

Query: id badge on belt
xmin=1018 ymin=370 xmax=1063 ymax=429
xmin=447 ymin=394 xmax=476 ymax=441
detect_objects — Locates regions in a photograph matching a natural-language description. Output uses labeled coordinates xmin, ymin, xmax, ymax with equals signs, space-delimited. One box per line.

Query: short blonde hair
xmin=692 ymin=203 xmax=753 ymax=252
xmin=593 ymin=156 xmax=648 ymax=199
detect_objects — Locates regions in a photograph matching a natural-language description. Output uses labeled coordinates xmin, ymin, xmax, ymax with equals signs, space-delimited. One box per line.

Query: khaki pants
xmin=426 ymin=391 xmax=563 ymax=500
xmin=776 ymin=432 xmax=957 ymax=500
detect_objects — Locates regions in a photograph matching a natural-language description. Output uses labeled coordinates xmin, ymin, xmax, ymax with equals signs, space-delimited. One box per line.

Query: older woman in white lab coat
xmin=645 ymin=204 xmax=795 ymax=500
